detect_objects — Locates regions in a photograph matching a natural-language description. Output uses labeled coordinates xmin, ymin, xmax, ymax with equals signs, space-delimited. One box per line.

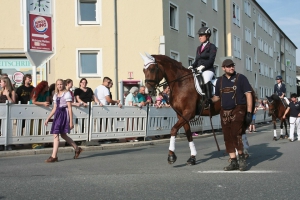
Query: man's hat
xmin=222 ymin=59 xmax=235 ymax=67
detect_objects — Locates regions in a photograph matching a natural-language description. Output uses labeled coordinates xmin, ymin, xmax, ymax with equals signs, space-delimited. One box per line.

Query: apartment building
xmin=225 ymin=0 xmax=297 ymax=98
xmin=0 ymin=0 xmax=297 ymax=100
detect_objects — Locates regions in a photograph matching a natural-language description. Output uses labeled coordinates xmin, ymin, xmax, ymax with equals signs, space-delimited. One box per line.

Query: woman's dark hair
xmin=22 ymin=74 xmax=32 ymax=84
xmin=79 ymin=78 xmax=88 ymax=87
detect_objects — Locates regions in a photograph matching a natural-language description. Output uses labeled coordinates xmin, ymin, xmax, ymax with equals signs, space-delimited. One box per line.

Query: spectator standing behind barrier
xmin=162 ymin=85 xmax=170 ymax=104
xmin=94 ymin=77 xmax=120 ymax=107
xmin=283 ymin=93 xmax=300 ymax=142
xmin=74 ymin=78 xmax=99 ymax=107
xmin=0 ymin=77 xmax=16 ymax=103
xmin=65 ymin=79 xmax=80 ymax=107
xmin=48 ymin=83 xmax=56 ymax=104
xmin=137 ymin=86 xmax=151 ymax=106
xmin=125 ymin=86 xmax=140 ymax=106
xmin=16 ymin=74 xmax=34 ymax=104
xmin=30 ymin=81 xmax=50 ymax=149
xmin=249 ymin=106 xmax=258 ymax=133
xmin=44 ymin=79 xmax=83 ymax=163
xmin=16 ymin=74 xmax=34 ymax=130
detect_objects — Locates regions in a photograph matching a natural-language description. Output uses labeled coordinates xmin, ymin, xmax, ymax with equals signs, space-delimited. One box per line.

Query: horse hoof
xmin=186 ymin=156 xmax=196 ymax=165
xmin=273 ymin=137 xmax=277 ymax=141
xmin=168 ymin=153 xmax=177 ymax=164
xmin=285 ymin=135 xmax=289 ymax=139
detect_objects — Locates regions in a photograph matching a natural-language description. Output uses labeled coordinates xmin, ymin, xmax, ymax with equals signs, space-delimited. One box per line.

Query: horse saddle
xmin=192 ymin=71 xmax=217 ymax=96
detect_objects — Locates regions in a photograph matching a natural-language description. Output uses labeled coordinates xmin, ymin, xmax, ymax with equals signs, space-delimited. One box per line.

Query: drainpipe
xmin=223 ymin=0 xmax=227 ymax=56
xmin=114 ymin=0 xmax=119 ymax=99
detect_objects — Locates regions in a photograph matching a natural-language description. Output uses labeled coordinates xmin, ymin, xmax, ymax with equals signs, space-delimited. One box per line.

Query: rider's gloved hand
xmin=245 ymin=112 xmax=252 ymax=126
xmin=197 ymin=65 xmax=205 ymax=72
xmin=188 ymin=66 xmax=193 ymax=70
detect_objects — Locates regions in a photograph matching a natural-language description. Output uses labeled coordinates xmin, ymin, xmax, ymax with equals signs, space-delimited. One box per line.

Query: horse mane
xmin=152 ymin=55 xmax=187 ymax=70
xmin=271 ymin=94 xmax=280 ymax=101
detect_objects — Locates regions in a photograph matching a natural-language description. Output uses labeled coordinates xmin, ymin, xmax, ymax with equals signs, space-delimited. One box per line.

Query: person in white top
xmin=94 ymin=77 xmax=122 ymax=107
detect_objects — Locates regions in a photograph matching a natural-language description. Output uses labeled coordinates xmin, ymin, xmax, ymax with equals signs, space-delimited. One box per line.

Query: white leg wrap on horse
xmin=280 ymin=129 xmax=283 ymax=135
xmin=189 ymin=141 xmax=197 ymax=156
xmin=274 ymin=130 xmax=277 ymax=137
xmin=169 ymin=136 xmax=176 ymax=152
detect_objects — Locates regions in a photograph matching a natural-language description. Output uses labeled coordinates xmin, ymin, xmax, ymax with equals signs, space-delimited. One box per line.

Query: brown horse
xmin=266 ymin=94 xmax=289 ymax=141
xmin=141 ymin=53 xmax=255 ymax=165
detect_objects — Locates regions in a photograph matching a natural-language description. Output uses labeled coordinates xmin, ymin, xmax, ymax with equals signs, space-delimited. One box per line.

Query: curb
xmin=0 ymin=132 xmax=220 ymax=158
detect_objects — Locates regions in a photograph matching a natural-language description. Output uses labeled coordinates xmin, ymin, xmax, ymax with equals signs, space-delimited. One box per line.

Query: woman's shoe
xmin=74 ymin=147 xmax=83 ymax=159
xmin=45 ymin=156 xmax=58 ymax=163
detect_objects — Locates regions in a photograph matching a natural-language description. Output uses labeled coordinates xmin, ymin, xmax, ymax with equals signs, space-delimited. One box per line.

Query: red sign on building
xmin=29 ymin=14 xmax=52 ymax=52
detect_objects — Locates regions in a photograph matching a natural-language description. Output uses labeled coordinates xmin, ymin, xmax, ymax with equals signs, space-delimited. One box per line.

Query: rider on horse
xmin=188 ymin=27 xmax=217 ymax=108
xmin=274 ymin=75 xmax=290 ymax=107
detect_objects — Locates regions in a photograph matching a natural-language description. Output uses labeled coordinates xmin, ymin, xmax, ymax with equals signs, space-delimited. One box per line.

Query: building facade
xmin=0 ymin=0 xmax=297 ymax=101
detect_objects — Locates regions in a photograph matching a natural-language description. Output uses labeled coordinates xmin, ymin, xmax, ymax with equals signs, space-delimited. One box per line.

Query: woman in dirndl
xmin=44 ymin=79 xmax=82 ymax=163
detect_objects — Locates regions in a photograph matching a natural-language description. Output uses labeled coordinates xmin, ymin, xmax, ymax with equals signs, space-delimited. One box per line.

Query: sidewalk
xmin=0 ymin=132 xmax=220 ymax=158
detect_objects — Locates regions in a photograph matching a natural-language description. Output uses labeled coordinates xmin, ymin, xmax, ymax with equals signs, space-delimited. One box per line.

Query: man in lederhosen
xmin=208 ymin=59 xmax=253 ymax=171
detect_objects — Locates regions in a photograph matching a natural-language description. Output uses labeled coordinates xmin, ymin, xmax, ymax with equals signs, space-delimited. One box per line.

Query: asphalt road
xmin=0 ymin=123 xmax=300 ymax=200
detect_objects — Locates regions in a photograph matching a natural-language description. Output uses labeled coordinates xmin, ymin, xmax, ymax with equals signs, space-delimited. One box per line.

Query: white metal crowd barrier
xmin=89 ymin=105 xmax=148 ymax=141
xmin=1 ymin=102 xmax=90 ymax=146
xmin=0 ymin=102 xmax=272 ymax=147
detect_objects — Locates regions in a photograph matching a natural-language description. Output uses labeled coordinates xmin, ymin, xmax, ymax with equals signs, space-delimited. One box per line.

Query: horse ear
xmin=140 ymin=52 xmax=155 ymax=69
xmin=145 ymin=52 xmax=155 ymax=61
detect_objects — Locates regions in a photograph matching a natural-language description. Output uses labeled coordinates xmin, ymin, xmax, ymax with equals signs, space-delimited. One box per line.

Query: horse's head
xmin=266 ymin=95 xmax=277 ymax=116
xmin=140 ymin=53 xmax=164 ymax=95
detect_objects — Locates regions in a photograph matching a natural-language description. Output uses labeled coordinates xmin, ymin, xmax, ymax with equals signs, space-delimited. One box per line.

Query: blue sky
xmin=257 ymin=0 xmax=300 ymax=65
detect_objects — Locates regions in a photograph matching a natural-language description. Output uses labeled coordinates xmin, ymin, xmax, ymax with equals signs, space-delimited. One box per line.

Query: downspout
xmin=223 ymin=0 xmax=227 ymax=56
xmin=114 ymin=0 xmax=119 ymax=99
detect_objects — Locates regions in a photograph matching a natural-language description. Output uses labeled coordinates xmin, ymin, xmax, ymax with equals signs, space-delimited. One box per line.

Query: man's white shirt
xmin=94 ymin=85 xmax=110 ymax=105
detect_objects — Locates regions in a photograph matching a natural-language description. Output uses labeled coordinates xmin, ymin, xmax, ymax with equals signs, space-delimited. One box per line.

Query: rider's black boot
xmin=204 ymin=82 xmax=213 ymax=108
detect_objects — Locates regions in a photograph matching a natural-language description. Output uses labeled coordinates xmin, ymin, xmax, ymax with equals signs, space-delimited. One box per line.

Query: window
xmin=245 ymin=27 xmax=251 ymax=44
xmin=268 ymin=25 xmax=273 ymax=36
xmin=77 ymin=0 xmax=101 ymax=25
xmin=233 ymin=3 xmax=240 ymax=26
xmin=253 ymin=21 xmax=256 ymax=38
xmin=276 ymin=31 xmax=280 ymax=43
xmin=244 ymin=0 xmax=251 ymax=17
xmin=245 ymin=55 xmax=252 ymax=71
xmin=77 ymin=49 xmax=102 ymax=77
xmin=258 ymin=13 xmax=262 ymax=27
xmin=170 ymin=51 xmax=179 ymax=61
xmin=233 ymin=35 xmax=241 ymax=59
xmin=254 ymin=47 xmax=257 ymax=63
xmin=264 ymin=41 xmax=268 ymax=54
xmin=201 ymin=21 xmax=207 ymax=27
xmin=188 ymin=56 xmax=195 ymax=66
xmin=170 ymin=3 xmax=178 ymax=30
xmin=201 ymin=0 xmax=207 ymax=3
xmin=269 ymin=46 xmax=273 ymax=57
xmin=212 ymin=28 xmax=218 ymax=47
xmin=212 ymin=0 xmax=218 ymax=11
xmin=187 ymin=13 xmax=194 ymax=37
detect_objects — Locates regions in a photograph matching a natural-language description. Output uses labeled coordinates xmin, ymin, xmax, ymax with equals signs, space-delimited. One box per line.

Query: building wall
xmin=163 ymin=0 xmax=225 ymax=76
xmin=0 ymin=0 xmax=297 ymax=99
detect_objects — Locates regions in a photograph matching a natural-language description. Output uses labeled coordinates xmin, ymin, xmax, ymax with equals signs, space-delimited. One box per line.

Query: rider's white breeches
xmin=202 ymin=71 xmax=214 ymax=84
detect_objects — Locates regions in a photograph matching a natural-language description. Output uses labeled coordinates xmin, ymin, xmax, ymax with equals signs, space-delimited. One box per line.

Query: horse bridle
xmin=145 ymin=62 xmax=195 ymax=95
xmin=267 ymin=100 xmax=277 ymax=117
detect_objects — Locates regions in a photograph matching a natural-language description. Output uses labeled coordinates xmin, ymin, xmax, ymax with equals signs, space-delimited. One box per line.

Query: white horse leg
xmin=169 ymin=136 xmax=176 ymax=152
xmin=189 ymin=141 xmax=197 ymax=156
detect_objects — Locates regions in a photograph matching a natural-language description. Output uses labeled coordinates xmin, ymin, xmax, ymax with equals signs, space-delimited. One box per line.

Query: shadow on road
xmin=79 ymin=148 xmax=147 ymax=159
xmin=246 ymin=143 xmax=282 ymax=169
